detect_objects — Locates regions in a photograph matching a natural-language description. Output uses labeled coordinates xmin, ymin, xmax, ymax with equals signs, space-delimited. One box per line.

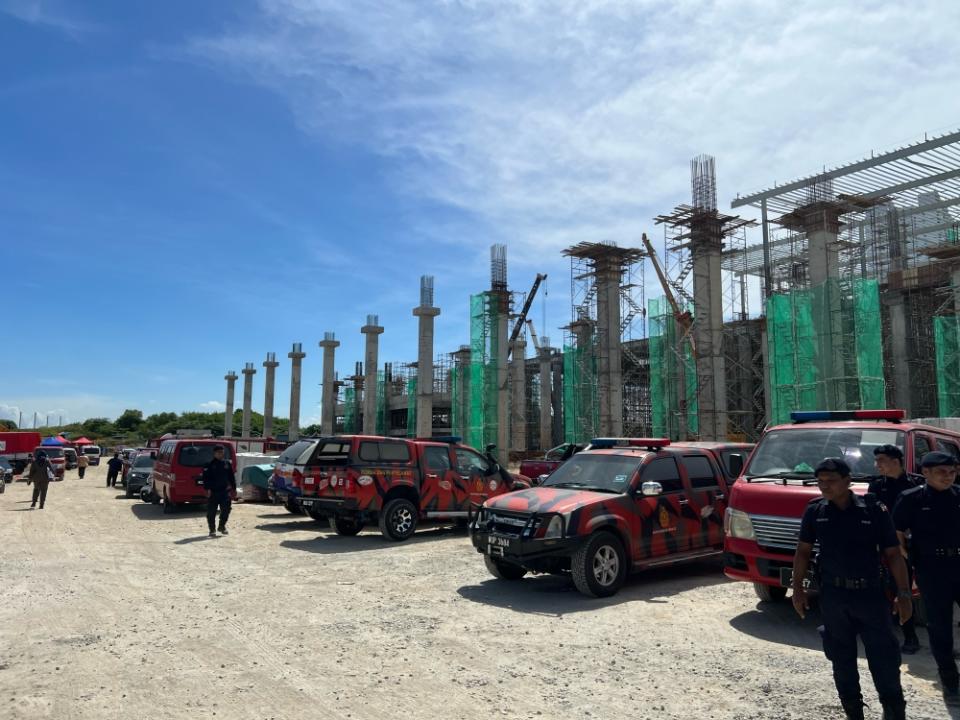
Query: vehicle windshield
xmin=745 ymin=427 xmax=906 ymax=479
xmin=37 ymin=448 xmax=65 ymax=458
xmin=541 ymin=454 xmax=642 ymax=493
xmin=82 ymin=447 xmax=99 ymax=455
xmin=133 ymin=456 xmax=154 ymax=469
xmin=177 ymin=445 xmax=230 ymax=468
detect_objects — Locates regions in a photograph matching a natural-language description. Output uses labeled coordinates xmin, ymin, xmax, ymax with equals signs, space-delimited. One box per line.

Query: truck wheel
xmin=571 ymin=531 xmax=627 ymax=598
xmin=378 ymin=498 xmax=418 ymax=541
xmin=754 ymin=583 xmax=788 ymax=602
xmin=284 ymin=499 xmax=302 ymax=515
xmin=334 ymin=516 xmax=364 ymax=536
xmin=484 ymin=554 xmax=526 ymax=580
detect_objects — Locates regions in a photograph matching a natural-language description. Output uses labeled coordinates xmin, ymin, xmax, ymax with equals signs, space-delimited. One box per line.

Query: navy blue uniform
xmin=201 ymin=458 xmax=235 ymax=533
xmin=893 ymin=484 xmax=960 ymax=691
xmin=799 ymin=493 xmax=904 ymax=710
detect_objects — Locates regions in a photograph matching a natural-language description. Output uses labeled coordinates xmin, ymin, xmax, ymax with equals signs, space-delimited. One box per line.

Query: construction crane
xmin=526 ymin=319 xmax=542 ymax=352
xmin=641 ymin=233 xmax=696 ymax=358
xmin=507 ymin=273 xmax=547 ymax=359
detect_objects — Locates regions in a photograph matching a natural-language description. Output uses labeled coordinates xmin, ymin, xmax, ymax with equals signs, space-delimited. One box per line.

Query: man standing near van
xmin=202 ymin=445 xmax=236 ymax=537
xmin=106 ymin=452 xmax=122 ymax=487
xmin=77 ymin=452 xmax=89 ymax=479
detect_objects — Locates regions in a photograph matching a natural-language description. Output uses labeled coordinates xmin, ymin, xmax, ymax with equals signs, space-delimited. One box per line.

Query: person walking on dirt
xmin=106 ymin=452 xmax=122 ymax=487
xmin=77 ymin=452 xmax=89 ymax=479
xmin=792 ymin=458 xmax=911 ymax=720
xmin=26 ymin=451 xmax=55 ymax=509
xmin=201 ymin=445 xmax=236 ymax=537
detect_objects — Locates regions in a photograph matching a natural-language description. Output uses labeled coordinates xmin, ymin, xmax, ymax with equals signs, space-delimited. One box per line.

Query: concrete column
xmin=452 ymin=346 xmax=471 ymax=438
xmin=595 ymin=262 xmax=623 ymax=437
xmin=539 ymin=343 xmax=553 ymax=451
xmin=319 ymin=333 xmax=340 ymax=436
xmin=361 ymin=317 xmax=384 ymax=434
xmin=888 ymin=296 xmax=912 ymax=416
xmin=952 ymin=267 xmax=960 ymax=313
xmin=241 ymin=363 xmax=256 ymax=438
xmin=288 ymin=343 xmax=306 ymax=441
xmin=510 ymin=338 xmax=527 ymax=452
xmin=570 ymin=318 xmax=594 ymax=440
xmin=413 ymin=298 xmax=440 ymax=440
xmin=262 ymin=352 xmax=280 ymax=438
xmin=495 ymin=292 xmax=510 ymax=461
xmin=223 ymin=371 xmax=238 ymax=437
xmin=692 ymin=233 xmax=727 ymax=440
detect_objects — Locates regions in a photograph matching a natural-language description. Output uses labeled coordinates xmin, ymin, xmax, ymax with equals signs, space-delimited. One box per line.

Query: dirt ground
xmin=0 ymin=463 xmax=955 ymax=720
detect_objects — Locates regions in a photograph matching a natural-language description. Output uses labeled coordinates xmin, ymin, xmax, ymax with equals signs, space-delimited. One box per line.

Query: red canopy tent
xmin=73 ymin=437 xmax=95 ymax=445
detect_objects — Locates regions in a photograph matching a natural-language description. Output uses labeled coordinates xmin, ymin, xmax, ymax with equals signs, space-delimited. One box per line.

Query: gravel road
xmin=0 ymin=463 xmax=954 ymax=719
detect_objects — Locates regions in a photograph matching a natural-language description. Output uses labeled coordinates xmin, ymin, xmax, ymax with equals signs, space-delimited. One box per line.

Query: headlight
xmin=543 ymin=515 xmax=564 ymax=539
xmin=725 ymin=508 xmax=755 ymax=540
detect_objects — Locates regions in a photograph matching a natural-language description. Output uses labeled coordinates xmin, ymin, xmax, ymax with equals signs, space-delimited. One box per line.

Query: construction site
xmin=218 ymin=129 xmax=960 ymax=455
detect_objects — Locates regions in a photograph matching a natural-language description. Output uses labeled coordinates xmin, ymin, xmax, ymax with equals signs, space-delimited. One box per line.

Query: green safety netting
xmin=766 ymin=279 xmax=885 ymax=426
xmin=467 ymin=293 xmax=500 ymax=451
xmin=406 ymin=377 xmax=417 ymax=437
xmin=375 ymin=370 xmax=386 ymax=435
xmin=648 ymin=297 xmax=698 ymax=439
xmin=934 ymin=315 xmax=960 ymax=416
xmin=343 ymin=387 xmax=358 ymax=434
xmin=562 ymin=343 xmax=598 ymax=443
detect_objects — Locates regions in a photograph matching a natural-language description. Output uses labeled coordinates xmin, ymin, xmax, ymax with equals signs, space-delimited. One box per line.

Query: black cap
xmin=213 ymin=445 xmax=225 ymax=452
xmin=920 ymin=451 xmax=958 ymax=469
xmin=815 ymin=457 xmax=851 ymax=477
xmin=873 ymin=444 xmax=903 ymax=461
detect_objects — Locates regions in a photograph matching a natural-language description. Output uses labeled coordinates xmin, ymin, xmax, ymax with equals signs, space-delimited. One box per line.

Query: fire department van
xmin=289 ymin=435 xmax=529 ymax=541
xmin=723 ymin=410 xmax=960 ymax=602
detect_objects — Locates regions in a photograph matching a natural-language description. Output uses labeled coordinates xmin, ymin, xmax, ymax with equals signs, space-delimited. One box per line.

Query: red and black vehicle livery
xmin=288 ymin=435 xmax=530 ymax=541
xmin=470 ymin=438 xmax=741 ymax=597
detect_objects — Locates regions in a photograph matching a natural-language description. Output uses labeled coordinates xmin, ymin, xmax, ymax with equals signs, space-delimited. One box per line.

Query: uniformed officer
xmin=892 ymin=451 xmax=960 ymax=707
xmin=201 ymin=445 xmax=236 ymax=538
xmin=869 ymin=444 xmax=922 ymax=654
xmin=793 ymin=458 xmax=911 ymax=720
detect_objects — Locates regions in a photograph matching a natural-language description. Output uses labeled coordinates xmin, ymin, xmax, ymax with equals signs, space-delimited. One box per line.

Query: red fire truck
xmin=723 ymin=410 xmax=960 ymax=602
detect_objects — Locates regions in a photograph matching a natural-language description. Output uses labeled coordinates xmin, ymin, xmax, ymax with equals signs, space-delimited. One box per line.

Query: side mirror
xmin=641 ymin=481 xmax=663 ymax=497
xmin=485 ymin=444 xmax=497 ymax=453
xmin=728 ymin=454 xmax=744 ymax=479
xmin=537 ymin=473 xmax=550 ymax=485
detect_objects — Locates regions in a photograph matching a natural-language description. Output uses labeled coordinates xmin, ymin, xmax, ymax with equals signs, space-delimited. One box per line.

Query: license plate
xmin=301 ymin=499 xmax=314 ymax=508
xmin=487 ymin=535 xmax=511 ymax=556
xmin=779 ymin=567 xmax=793 ymax=587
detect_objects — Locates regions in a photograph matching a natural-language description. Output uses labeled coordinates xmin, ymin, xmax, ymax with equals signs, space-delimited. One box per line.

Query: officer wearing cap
xmin=869 ymin=444 xmax=922 ymax=654
xmin=793 ymin=457 xmax=911 ymax=720
xmin=893 ymin=451 xmax=960 ymax=707
xmin=201 ymin=445 xmax=236 ymax=538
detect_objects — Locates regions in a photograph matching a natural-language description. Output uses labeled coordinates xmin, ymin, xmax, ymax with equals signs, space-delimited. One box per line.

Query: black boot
xmin=882 ymin=702 xmax=906 ymax=720
xmin=841 ymin=699 xmax=866 ymax=720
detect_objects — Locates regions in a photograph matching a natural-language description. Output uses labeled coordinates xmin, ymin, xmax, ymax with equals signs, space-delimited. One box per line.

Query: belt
xmin=823 ymin=577 xmax=880 ymax=590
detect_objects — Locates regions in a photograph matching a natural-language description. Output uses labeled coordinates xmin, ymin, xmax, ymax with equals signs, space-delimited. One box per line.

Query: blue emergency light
xmin=431 ymin=436 xmax=462 ymax=444
xmin=789 ymin=410 xmax=905 ymax=424
xmin=590 ymin=437 xmax=671 ymax=449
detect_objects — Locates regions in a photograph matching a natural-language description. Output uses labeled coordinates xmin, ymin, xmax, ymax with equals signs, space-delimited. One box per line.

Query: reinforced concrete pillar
xmin=510 ymin=339 xmax=527 ymax=452
xmin=595 ymin=261 xmax=623 ymax=437
xmin=361 ymin=317 xmax=384 ymax=434
xmin=413 ymin=279 xmax=440 ymax=439
xmin=539 ymin=342 xmax=552 ymax=451
xmin=319 ymin=333 xmax=340 ymax=436
xmin=288 ymin=343 xmax=306 ymax=441
xmin=241 ymin=362 xmax=256 ymax=438
xmin=570 ymin=318 xmax=594 ymax=440
xmin=262 ymin=352 xmax=280 ymax=439
xmin=804 ymin=206 xmax=842 ymax=288
xmin=495 ymin=292 xmax=510 ymax=461
xmin=452 ymin=346 xmax=471 ymax=438
xmin=888 ymin=296 xmax=913 ymax=416
xmin=223 ymin=371 xmax=238 ymax=437
xmin=692 ymin=236 xmax=727 ymax=440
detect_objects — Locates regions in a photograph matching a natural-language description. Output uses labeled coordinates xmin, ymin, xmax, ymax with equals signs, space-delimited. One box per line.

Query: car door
xmin=420 ymin=444 xmax=465 ymax=512
xmin=909 ymin=432 xmax=934 ymax=474
xmin=632 ymin=456 xmax=691 ymax=562
xmin=454 ymin=447 xmax=495 ymax=507
xmin=679 ymin=454 xmax=728 ymax=550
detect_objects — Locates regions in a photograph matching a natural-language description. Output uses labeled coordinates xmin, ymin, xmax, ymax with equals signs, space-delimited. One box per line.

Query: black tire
xmin=571 ymin=531 xmax=627 ymax=598
xmin=284 ymin=499 xmax=302 ymax=515
xmin=334 ymin=516 xmax=364 ymax=536
xmin=378 ymin=498 xmax=418 ymax=541
xmin=754 ymin=583 xmax=788 ymax=603
xmin=140 ymin=490 xmax=150 ymax=503
xmin=484 ymin=554 xmax=527 ymax=580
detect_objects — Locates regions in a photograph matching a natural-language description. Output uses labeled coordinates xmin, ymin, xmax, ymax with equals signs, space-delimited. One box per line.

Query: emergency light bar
xmin=430 ymin=436 xmax=462 ymax=444
xmin=590 ymin=437 xmax=671 ymax=450
xmin=789 ymin=410 xmax=905 ymax=424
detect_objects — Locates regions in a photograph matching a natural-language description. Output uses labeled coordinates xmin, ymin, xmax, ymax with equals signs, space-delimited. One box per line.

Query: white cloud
xmin=1 ymin=0 xmax=99 ymax=37
xmin=199 ymin=400 xmax=226 ymax=411
xmin=188 ymin=0 xmax=960 ymax=273
xmin=0 ymin=404 xmax=22 ymax=423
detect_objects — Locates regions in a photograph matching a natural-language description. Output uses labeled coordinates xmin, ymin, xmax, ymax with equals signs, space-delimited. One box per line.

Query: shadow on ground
xmin=456 ymin=560 xmax=727 ymax=617
xmin=279 ymin=524 xmax=467 ymax=554
xmin=130 ymin=503 xmax=205 ymax=521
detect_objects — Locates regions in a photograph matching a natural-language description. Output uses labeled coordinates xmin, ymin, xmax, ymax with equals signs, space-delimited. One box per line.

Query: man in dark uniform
xmin=869 ymin=444 xmax=922 ymax=654
xmin=106 ymin=452 xmax=123 ymax=487
xmin=792 ymin=458 xmax=911 ymax=720
xmin=893 ymin=451 xmax=960 ymax=707
xmin=201 ymin=445 xmax=236 ymax=538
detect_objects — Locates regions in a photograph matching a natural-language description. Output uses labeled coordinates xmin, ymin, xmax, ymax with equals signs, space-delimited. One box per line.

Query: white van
xmin=81 ymin=445 xmax=102 ymax=466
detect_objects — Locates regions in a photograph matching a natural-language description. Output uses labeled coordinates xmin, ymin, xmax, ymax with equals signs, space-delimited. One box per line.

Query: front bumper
xmin=470 ymin=528 xmax=583 ymax=566
xmin=723 ymin=537 xmax=799 ymax=588
xmin=297 ymin=496 xmax=359 ymax=514
xmin=126 ymin=477 xmax=149 ymax=492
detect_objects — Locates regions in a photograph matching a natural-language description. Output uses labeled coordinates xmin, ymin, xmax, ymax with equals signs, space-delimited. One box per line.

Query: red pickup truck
xmin=519 ymin=443 xmax=585 ymax=481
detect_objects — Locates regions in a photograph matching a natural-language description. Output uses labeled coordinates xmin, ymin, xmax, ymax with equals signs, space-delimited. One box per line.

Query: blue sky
xmin=2 ymin=0 xmax=959 ymax=425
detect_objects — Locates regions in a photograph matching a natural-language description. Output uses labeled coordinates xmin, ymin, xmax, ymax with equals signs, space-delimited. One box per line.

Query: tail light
xmin=292 ymin=468 xmax=304 ymax=489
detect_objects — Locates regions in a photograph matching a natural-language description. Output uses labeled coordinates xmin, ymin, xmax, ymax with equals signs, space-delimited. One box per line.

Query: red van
xmin=152 ymin=439 xmax=235 ymax=513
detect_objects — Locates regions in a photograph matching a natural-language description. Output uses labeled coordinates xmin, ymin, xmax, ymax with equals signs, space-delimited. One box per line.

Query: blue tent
xmin=41 ymin=436 xmax=65 ymax=446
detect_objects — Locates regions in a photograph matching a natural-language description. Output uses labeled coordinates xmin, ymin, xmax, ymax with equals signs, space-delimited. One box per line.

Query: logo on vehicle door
xmin=439 ymin=480 xmax=452 ymax=490
xmin=474 ymin=479 xmax=483 ymax=492
xmin=658 ymin=505 xmax=670 ymax=528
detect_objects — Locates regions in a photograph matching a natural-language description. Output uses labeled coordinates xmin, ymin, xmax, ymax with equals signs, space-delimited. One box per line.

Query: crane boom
xmin=526 ymin=319 xmax=542 ymax=352
xmin=641 ymin=233 xmax=696 ymax=357
xmin=507 ymin=273 xmax=547 ymax=358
